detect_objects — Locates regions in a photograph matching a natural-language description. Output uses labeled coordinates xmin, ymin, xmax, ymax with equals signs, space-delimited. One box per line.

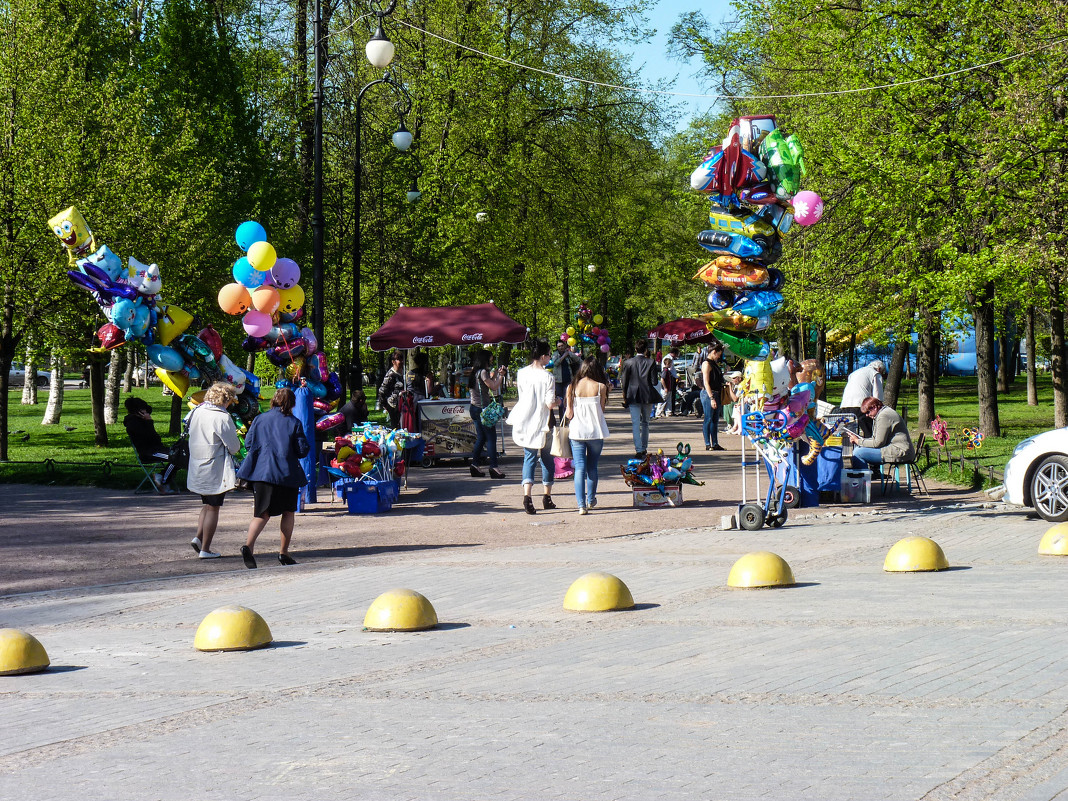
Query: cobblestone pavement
xmin=2 ymin=501 xmax=1066 ymax=800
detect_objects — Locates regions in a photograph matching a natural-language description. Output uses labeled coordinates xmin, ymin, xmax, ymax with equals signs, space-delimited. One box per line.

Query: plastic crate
xmin=840 ymin=469 xmax=872 ymax=504
xmin=346 ymin=480 xmax=394 ymax=514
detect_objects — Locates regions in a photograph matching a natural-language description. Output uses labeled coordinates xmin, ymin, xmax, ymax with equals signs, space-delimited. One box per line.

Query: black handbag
xmin=169 ymin=435 xmax=190 ymax=469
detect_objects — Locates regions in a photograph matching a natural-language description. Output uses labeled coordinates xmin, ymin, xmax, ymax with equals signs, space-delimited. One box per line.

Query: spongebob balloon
xmin=48 ymin=206 xmax=96 ymax=262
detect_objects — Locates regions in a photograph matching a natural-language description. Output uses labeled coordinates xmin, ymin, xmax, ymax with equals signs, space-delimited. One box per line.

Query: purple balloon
xmin=300 ymin=327 xmax=319 ymax=355
xmin=266 ymin=258 xmax=301 ymax=289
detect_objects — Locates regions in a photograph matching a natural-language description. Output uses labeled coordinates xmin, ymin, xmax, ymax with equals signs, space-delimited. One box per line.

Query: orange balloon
xmin=251 ymin=286 xmax=280 ymax=315
xmin=218 ymin=283 xmax=252 ymax=315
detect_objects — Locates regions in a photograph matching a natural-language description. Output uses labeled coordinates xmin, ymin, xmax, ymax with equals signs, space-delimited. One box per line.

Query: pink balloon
xmin=792 ymin=190 xmax=824 ymax=226
xmin=242 ymin=310 xmax=273 ymax=338
xmin=600 ymin=344 xmax=610 ymax=353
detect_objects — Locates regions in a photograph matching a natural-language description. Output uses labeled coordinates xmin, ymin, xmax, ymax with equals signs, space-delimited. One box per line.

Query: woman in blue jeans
xmin=565 ymin=357 xmax=611 ymax=515
xmin=699 ymin=343 xmax=726 ymax=451
xmin=506 ymin=339 xmax=558 ymax=515
xmin=468 ymin=350 xmax=506 ymax=479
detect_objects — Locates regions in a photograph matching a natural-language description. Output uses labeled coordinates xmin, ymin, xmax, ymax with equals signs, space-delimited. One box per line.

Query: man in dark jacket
xmin=619 ymin=339 xmax=659 ymax=457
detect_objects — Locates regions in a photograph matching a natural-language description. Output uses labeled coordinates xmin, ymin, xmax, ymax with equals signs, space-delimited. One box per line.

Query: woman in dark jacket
xmin=236 ymin=388 xmax=310 ymax=568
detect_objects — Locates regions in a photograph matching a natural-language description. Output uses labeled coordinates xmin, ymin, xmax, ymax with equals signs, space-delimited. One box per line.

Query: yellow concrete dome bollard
xmin=727 ymin=551 xmax=795 ymax=588
xmin=0 ymin=629 xmax=50 ymax=676
xmin=1039 ymin=523 xmax=1068 ymax=556
xmin=194 ymin=606 xmax=273 ymax=652
xmin=363 ymin=589 xmax=438 ymax=632
xmin=563 ymin=572 xmax=635 ymax=612
xmin=883 ymin=536 xmax=949 ymax=572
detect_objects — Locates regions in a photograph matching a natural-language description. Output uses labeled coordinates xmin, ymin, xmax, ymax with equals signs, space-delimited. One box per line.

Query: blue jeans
xmin=570 ymin=438 xmax=603 ymax=509
xmin=628 ymin=403 xmax=653 ymax=453
xmin=700 ymin=390 xmax=721 ymax=447
xmin=522 ymin=443 xmax=554 ymax=486
xmin=852 ymin=447 xmax=884 ymax=474
xmin=470 ymin=406 xmax=498 ymax=468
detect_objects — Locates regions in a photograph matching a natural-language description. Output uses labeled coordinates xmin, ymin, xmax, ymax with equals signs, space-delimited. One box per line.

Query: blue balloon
xmin=235 ymin=221 xmax=267 ymax=252
xmin=232 ymin=256 xmax=265 ymax=288
xmin=147 ymin=344 xmax=186 ymax=372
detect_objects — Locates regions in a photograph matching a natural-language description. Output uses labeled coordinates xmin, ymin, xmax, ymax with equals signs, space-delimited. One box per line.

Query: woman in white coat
xmin=187 ymin=382 xmax=241 ymax=559
xmin=506 ymin=339 xmax=558 ymax=515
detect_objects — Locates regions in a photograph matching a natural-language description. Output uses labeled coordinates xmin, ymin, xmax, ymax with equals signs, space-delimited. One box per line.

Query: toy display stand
xmin=738 ymin=435 xmax=799 ymax=531
xmin=633 ymin=484 xmax=683 ymax=508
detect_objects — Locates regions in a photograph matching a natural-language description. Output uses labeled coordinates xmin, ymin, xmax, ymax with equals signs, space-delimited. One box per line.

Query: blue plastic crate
xmin=346 ymin=480 xmax=394 ymax=514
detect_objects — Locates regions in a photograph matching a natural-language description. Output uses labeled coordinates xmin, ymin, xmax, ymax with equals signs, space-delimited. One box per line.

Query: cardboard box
xmin=840 ymin=469 xmax=872 ymax=504
xmin=633 ymin=485 xmax=683 ymax=508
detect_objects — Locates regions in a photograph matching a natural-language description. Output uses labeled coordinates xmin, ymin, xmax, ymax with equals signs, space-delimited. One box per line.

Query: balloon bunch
xmin=620 ymin=444 xmax=704 ymax=495
xmin=329 ymin=424 xmax=420 ymax=481
xmin=930 ymin=416 xmax=951 ymax=447
xmin=219 ymin=222 xmax=343 ymax=426
xmin=739 ymin=357 xmax=837 ymax=464
xmin=50 ymin=206 xmax=262 ymax=423
xmin=689 ymin=115 xmax=823 ymax=362
xmin=558 ymin=303 xmax=612 ymax=354
xmin=961 ymin=427 xmax=985 ymax=451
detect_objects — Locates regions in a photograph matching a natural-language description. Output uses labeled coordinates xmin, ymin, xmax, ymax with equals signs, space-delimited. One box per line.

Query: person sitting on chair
xmin=123 ymin=397 xmax=179 ymax=493
xmin=844 ymin=396 xmax=915 ymax=477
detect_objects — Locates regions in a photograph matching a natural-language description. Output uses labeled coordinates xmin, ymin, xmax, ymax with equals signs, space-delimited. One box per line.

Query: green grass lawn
xmin=0 ymin=388 xmax=389 ymax=489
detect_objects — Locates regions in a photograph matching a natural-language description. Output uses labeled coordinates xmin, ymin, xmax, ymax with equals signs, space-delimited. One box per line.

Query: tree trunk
xmin=884 ymin=340 xmax=909 ymax=410
xmin=89 ymin=354 xmax=108 ymax=446
xmin=997 ymin=305 xmax=1016 ymax=392
xmin=969 ymin=281 xmax=1001 ymax=437
xmin=561 ymin=262 xmax=571 ymax=330
xmin=1027 ymin=306 xmax=1038 ymax=406
xmin=41 ymin=350 xmax=64 ymax=425
xmin=1051 ymin=279 xmax=1068 ymax=427
xmin=123 ymin=346 xmax=135 ymax=393
xmin=815 ymin=326 xmax=827 ymax=399
xmin=21 ymin=335 xmax=36 ymax=405
xmin=169 ymin=391 xmax=183 ymax=436
xmin=847 ymin=333 xmax=857 ymax=374
xmin=916 ymin=305 xmax=939 ymax=433
xmin=104 ymin=348 xmax=123 ymax=425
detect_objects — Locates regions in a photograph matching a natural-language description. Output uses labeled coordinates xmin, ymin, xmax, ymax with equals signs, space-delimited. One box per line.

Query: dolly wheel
xmin=739 ymin=504 xmax=765 ymax=531
xmin=767 ymin=511 xmax=787 ymax=528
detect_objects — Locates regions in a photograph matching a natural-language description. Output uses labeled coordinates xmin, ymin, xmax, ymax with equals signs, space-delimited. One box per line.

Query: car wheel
xmin=1030 ymin=455 xmax=1068 ymax=522
xmin=36 ymin=375 xmax=48 ymax=387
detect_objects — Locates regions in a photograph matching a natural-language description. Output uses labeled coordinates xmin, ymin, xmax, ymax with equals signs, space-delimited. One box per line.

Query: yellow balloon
xmin=567 ymin=337 xmax=577 ymax=347
xmin=277 ymin=285 xmax=305 ymax=314
xmin=247 ymin=241 xmax=277 ymax=272
xmin=361 ymin=459 xmax=374 ymax=473
xmin=566 ymin=326 xmax=575 ymax=336
xmin=593 ymin=314 xmax=603 ymax=325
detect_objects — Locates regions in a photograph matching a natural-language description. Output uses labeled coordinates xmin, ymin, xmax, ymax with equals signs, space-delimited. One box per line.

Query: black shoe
xmin=712 ymin=445 xmax=726 ymax=451
xmin=241 ymin=545 xmax=257 ymax=569
xmin=470 ymin=464 xmax=486 ymax=477
xmin=489 ymin=468 xmax=506 ymax=479
xmin=705 ymin=445 xmax=712 ymax=451
xmin=523 ymin=496 xmax=536 ymax=515
xmin=542 ymin=495 xmax=557 ymax=510
xmin=278 ymin=553 xmax=297 ymax=566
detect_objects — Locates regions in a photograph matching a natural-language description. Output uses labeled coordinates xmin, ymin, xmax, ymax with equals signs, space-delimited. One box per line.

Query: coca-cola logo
xmin=664 ymin=334 xmax=682 ymax=342
xmin=412 ymin=335 xmax=434 ymax=344
xmin=461 ymin=333 xmax=483 ymax=342
xmin=441 ymin=405 xmax=466 ymax=415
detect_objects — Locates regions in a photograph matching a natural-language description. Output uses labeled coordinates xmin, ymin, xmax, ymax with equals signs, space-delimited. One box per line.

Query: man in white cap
xmin=839 ymin=359 xmax=887 ymax=437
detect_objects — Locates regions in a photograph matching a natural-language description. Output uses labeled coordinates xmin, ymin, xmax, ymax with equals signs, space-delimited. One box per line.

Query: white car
xmin=1003 ymin=427 xmax=1068 ymax=521
xmin=8 ymin=363 xmax=51 ymax=387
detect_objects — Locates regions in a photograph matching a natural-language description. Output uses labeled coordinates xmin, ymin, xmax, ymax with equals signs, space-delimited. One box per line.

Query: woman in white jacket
xmin=506 ymin=340 xmax=558 ymax=515
xmin=187 ymin=382 xmax=242 ymax=559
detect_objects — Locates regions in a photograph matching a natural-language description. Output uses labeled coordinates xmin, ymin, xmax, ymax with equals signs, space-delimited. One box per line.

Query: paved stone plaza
xmin=2 ymin=501 xmax=1066 ymax=800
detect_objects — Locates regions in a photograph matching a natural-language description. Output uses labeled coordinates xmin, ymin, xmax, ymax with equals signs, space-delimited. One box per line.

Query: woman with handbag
xmin=565 ymin=357 xmax=610 ymax=515
xmin=468 ymin=350 xmax=507 ymax=479
xmin=506 ymin=339 xmax=558 ymax=515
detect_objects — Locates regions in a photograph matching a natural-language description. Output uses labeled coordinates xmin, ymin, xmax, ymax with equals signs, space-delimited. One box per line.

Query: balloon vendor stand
xmin=737 ymin=410 xmax=800 ymax=531
xmin=325 ymin=423 xmax=420 ymax=514
xmin=620 ymin=444 xmax=703 ymax=509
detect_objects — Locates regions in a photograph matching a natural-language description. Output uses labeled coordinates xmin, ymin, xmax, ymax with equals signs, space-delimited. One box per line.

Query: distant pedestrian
xmin=565 ymin=356 xmax=610 ymax=515
xmin=468 ymin=349 xmax=507 ymax=479
xmin=377 ymin=350 xmax=404 ymax=428
xmin=551 ymin=340 xmax=581 ymax=404
xmin=187 ymin=383 xmax=241 ymax=559
xmin=506 ymin=339 xmax=558 ymax=515
xmin=619 ymin=339 xmax=658 ymax=457
xmin=700 ymin=343 xmax=726 ymax=451
xmin=338 ymin=388 xmax=369 ymax=432
xmin=236 ymin=388 xmax=311 ymax=568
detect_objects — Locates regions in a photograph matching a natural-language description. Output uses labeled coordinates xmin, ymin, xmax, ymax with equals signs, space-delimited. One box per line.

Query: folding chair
xmin=880 ymin=432 xmax=929 ymax=496
xmin=131 ymin=439 xmax=166 ymax=495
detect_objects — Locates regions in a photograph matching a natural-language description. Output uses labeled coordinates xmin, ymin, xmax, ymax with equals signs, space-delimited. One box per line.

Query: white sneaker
xmin=578 ymin=508 xmax=588 ymax=515
xmin=151 ymin=472 xmax=164 ymax=489
xmin=190 ymin=538 xmax=202 ymax=553
xmin=199 ymin=550 xmax=222 ymax=559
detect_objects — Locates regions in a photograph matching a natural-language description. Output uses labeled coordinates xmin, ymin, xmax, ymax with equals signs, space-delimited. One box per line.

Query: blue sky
xmin=619 ymin=0 xmax=735 ymax=129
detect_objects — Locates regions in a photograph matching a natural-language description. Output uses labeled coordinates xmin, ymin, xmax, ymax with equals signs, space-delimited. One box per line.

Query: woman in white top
xmin=186 ymin=382 xmax=241 ymax=559
xmin=505 ymin=340 xmax=558 ymax=515
xmin=565 ymin=356 xmax=611 ymax=515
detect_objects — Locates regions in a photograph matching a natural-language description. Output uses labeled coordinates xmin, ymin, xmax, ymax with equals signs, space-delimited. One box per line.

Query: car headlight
xmin=1013 ymin=437 xmax=1036 ymax=456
